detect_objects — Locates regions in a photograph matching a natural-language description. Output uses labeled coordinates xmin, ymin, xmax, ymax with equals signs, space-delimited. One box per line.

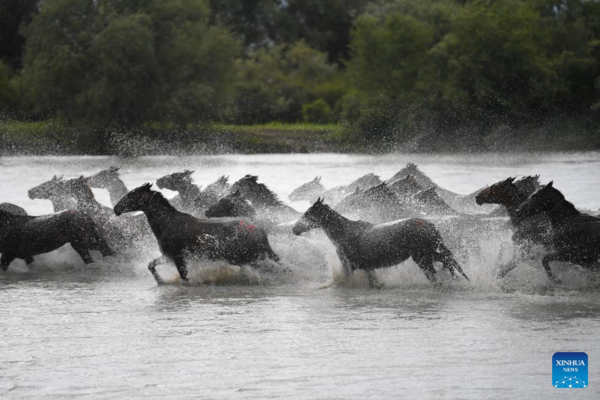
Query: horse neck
xmin=74 ymin=188 xmax=104 ymax=214
xmin=547 ymin=199 xmax=581 ymax=228
xmin=317 ymin=209 xmax=357 ymax=243
xmin=49 ymin=195 xmax=72 ymax=212
xmin=106 ymin=178 xmax=128 ymax=204
xmin=501 ymin=187 xmax=528 ymax=223
xmin=178 ymin=182 xmax=201 ymax=202
xmin=142 ymin=194 xmax=182 ymax=238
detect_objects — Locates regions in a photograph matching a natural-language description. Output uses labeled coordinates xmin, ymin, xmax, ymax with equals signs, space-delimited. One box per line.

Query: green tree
xmin=233 ymin=41 xmax=341 ymax=123
xmin=20 ymin=0 xmax=239 ymax=126
xmin=0 ymin=0 xmax=39 ymax=69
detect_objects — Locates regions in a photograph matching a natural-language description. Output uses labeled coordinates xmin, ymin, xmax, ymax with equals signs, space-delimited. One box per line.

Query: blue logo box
xmin=553 ymin=352 xmax=588 ymax=388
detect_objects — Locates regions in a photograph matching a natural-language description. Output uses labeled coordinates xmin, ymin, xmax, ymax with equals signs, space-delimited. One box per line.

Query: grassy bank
xmin=1 ymin=118 xmax=599 ymax=155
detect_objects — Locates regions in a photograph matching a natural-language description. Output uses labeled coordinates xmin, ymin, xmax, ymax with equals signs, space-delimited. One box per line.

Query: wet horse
xmin=388 ymin=175 xmax=423 ymax=199
xmin=156 ymin=170 xmax=218 ymax=217
xmin=334 ymin=182 xmax=414 ymax=224
xmin=205 ymin=190 xmax=256 ymax=218
xmin=87 ymin=166 xmax=129 ymax=206
xmin=0 ymin=209 xmax=114 ymax=271
xmin=114 ymin=184 xmax=281 ymax=284
xmin=517 ymin=182 xmax=600 ymax=283
xmin=293 ymin=198 xmax=468 ymax=286
xmin=0 ymin=203 xmax=27 ymax=216
xmin=230 ymin=175 xmax=300 ymax=223
xmin=289 ymin=176 xmax=325 ymax=202
xmin=203 ymin=175 xmax=231 ymax=199
xmin=28 ymin=175 xmax=78 ymax=212
xmin=320 ymin=173 xmax=383 ymax=206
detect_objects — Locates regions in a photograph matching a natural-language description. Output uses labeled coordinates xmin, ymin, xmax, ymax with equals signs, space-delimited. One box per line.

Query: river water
xmin=1 ymin=153 xmax=600 ymax=399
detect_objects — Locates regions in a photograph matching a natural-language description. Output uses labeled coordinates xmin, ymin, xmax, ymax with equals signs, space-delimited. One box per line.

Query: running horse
xmin=517 ymin=182 xmax=600 ymax=283
xmin=156 ymin=170 xmax=218 ymax=217
xmin=87 ymin=166 xmax=129 ymax=206
xmin=114 ymin=184 xmax=281 ymax=284
xmin=293 ymin=198 xmax=469 ymax=287
xmin=0 ymin=209 xmax=114 ymax=271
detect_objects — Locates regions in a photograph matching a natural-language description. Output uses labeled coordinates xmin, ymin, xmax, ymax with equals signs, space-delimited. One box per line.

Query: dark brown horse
xmin=205 ymin=190 xmax=256 ymax=219
xmin=0 ymin=209 xmax=114 ymax=271
xmin=230 ymin=175 xmax=300 ymax=222
xmin=114 ymin=184 xmax=280 ymax=284
xmin=293 ymin=198 xmax=468 ymax=287
xmin=516 ymin=182 xmax=600 ymax=283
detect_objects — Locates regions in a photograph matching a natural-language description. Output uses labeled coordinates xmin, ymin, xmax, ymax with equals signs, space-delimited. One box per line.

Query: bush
xmin=302 ymin=99 xmax=333 ymax=123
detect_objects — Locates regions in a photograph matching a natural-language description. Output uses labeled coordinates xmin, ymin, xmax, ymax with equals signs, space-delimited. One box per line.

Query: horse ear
xmin=111 ymin=166 xmax=120 ymax=172
xmin=508 ymin=177 xmax=515 ymax=183
xmin=143 ymin=183 xmax=153 ymax=190
xmin=547 ymin=181 xmax=553 ymax=188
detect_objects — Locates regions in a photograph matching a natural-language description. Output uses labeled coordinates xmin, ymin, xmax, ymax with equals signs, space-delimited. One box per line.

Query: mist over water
xmin=1 ymin=153 xmax=600 ymax=398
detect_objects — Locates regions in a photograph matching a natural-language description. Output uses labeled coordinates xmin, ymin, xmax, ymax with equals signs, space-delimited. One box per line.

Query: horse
xmin=156 ymin=170 xmax=218 ymax=217
xmin=388 ymin=175 xmax=423 ymax=199
xmin=475 ymin=176 xmax=552 ymax=278
xmin=334 ymin=182 xmax=414 ymax=224
xmin=203 ymin=175 xmax=231 ymax=199
xmin=65 ymin=176 xmax=151 ymax=250
xmin=293 ymin=198 xmax=469 ymax=287
xmin=320 ymin=173 xmax=383 ymax=206
xmin=0 ymin=203 xmax=27 ymax=216
xmin=410 ymin=186 xmax=461 ymax=217
xmin=114 ymin=184 xmax=281 ymax=284
xmin=28 ymin=175 xmax=78 ymax=212
xmin=87 ymin=166 xmax=129 ymax=206
xmin=230 ymin=175 xmax=300 ymax=223
xmin=386 ymin=163 xmax=482 ymax=213
xmin=289 ymin=176 xmax=325 ymax=202
xmin=516 ymin=181 xmax=600 ymax=283
xmin=0 ymin=209 xmax=114 ymax=271
xmin=205 ymin=190 xmax=256 ymax=219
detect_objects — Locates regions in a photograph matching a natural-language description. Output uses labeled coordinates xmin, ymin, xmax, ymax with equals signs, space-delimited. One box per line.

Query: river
xmin=1 ymin=152 xmax=599 ymax=398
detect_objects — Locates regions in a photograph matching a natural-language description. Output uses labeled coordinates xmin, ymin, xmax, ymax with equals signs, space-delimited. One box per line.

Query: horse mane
xmin=149 ymin=188 xmax=179 ymax=212
xmin=233 ymin=175 xmax=283 ymax=207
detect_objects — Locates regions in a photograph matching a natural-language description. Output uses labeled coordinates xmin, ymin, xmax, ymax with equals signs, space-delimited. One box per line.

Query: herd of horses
xmin=1 ymin=162 xmax=599 ymax=286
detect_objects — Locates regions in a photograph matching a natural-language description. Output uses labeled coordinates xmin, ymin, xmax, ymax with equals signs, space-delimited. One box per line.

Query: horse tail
xmin=438 ymin=242 xmax=469 ymax=281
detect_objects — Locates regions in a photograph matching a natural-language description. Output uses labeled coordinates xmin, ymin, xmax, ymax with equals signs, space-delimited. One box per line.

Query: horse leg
xmin=1 ymin=255 xmax=15 ymax=271
xmin=147 ymin=256 xmax=167 ymax=285
xmin=542 ymin=251 xmax=571 ymax=284
xmin=365 ymin=270 xmax=382 ymax=289
xmin=415 ymin=255 xmax=437 ymax=284
xmin=71 ymin=243 xmax=94 ymax=264
xmin=174 ymin=257 xmax=189 ymax=282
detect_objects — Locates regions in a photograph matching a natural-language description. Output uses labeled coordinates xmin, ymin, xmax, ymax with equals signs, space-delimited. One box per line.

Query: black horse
xmin=0 ymin=203 xmax=27 ymax=216
xmin=156 ymin=170 xmax=218 ymax=217
xmin=0 ymin=209 xmax=114 ymax=271
xmin=87 ymin=166 xmax=129 ymax=206
xmin=230 ymin=175 xmax=300 ymax=222
xmin=293 ymin=198 xmax=468 ymax=286
xmin=205 ymin=190 xmax=256 ymax=218
xmin=516 ymin=182 xmax=600 ymax=283
xmin=28 ymin=175 xmax=78 ymax=212
xmin=114 ymin=184 xmax=280 ymax=284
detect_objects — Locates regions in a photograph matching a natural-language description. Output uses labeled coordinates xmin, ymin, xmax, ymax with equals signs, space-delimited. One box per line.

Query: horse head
xmin=65 ymin=176 xmax=96 ymax=202
xmin=203 ymin=175 xmax=231 ymax=198
xmin=514 ymin=175 xmax=541 ymax=197
xmin=475 ymin=177 xmax=517 ymax=206
xmin=516 ymin=181 xmax=564 ymax=221
xmin=87 ymin=166 xmax=121 ymax=189
xmin=28 ymin=175 xmax=66 ymax=200
xmin=293 ymin=197 xmax=331 ymax=235
xmin=114 ymin=183 xmax=155 ymax=216
xmin=205 ymin=190 xmax=256 ymax=218
xmin=289 ymin=176 xmax=325 ymax=201
xmin=156 ymin=170 xmax=195 ymax=192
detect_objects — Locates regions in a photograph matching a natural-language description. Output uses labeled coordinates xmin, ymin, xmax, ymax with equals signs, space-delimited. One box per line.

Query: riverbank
xmin=1 ymin=119 xmax=599 ymax=155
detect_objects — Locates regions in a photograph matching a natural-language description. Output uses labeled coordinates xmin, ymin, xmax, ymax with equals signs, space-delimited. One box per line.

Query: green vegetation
xmin=2 ymin=0 xmax=600 ymax=154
